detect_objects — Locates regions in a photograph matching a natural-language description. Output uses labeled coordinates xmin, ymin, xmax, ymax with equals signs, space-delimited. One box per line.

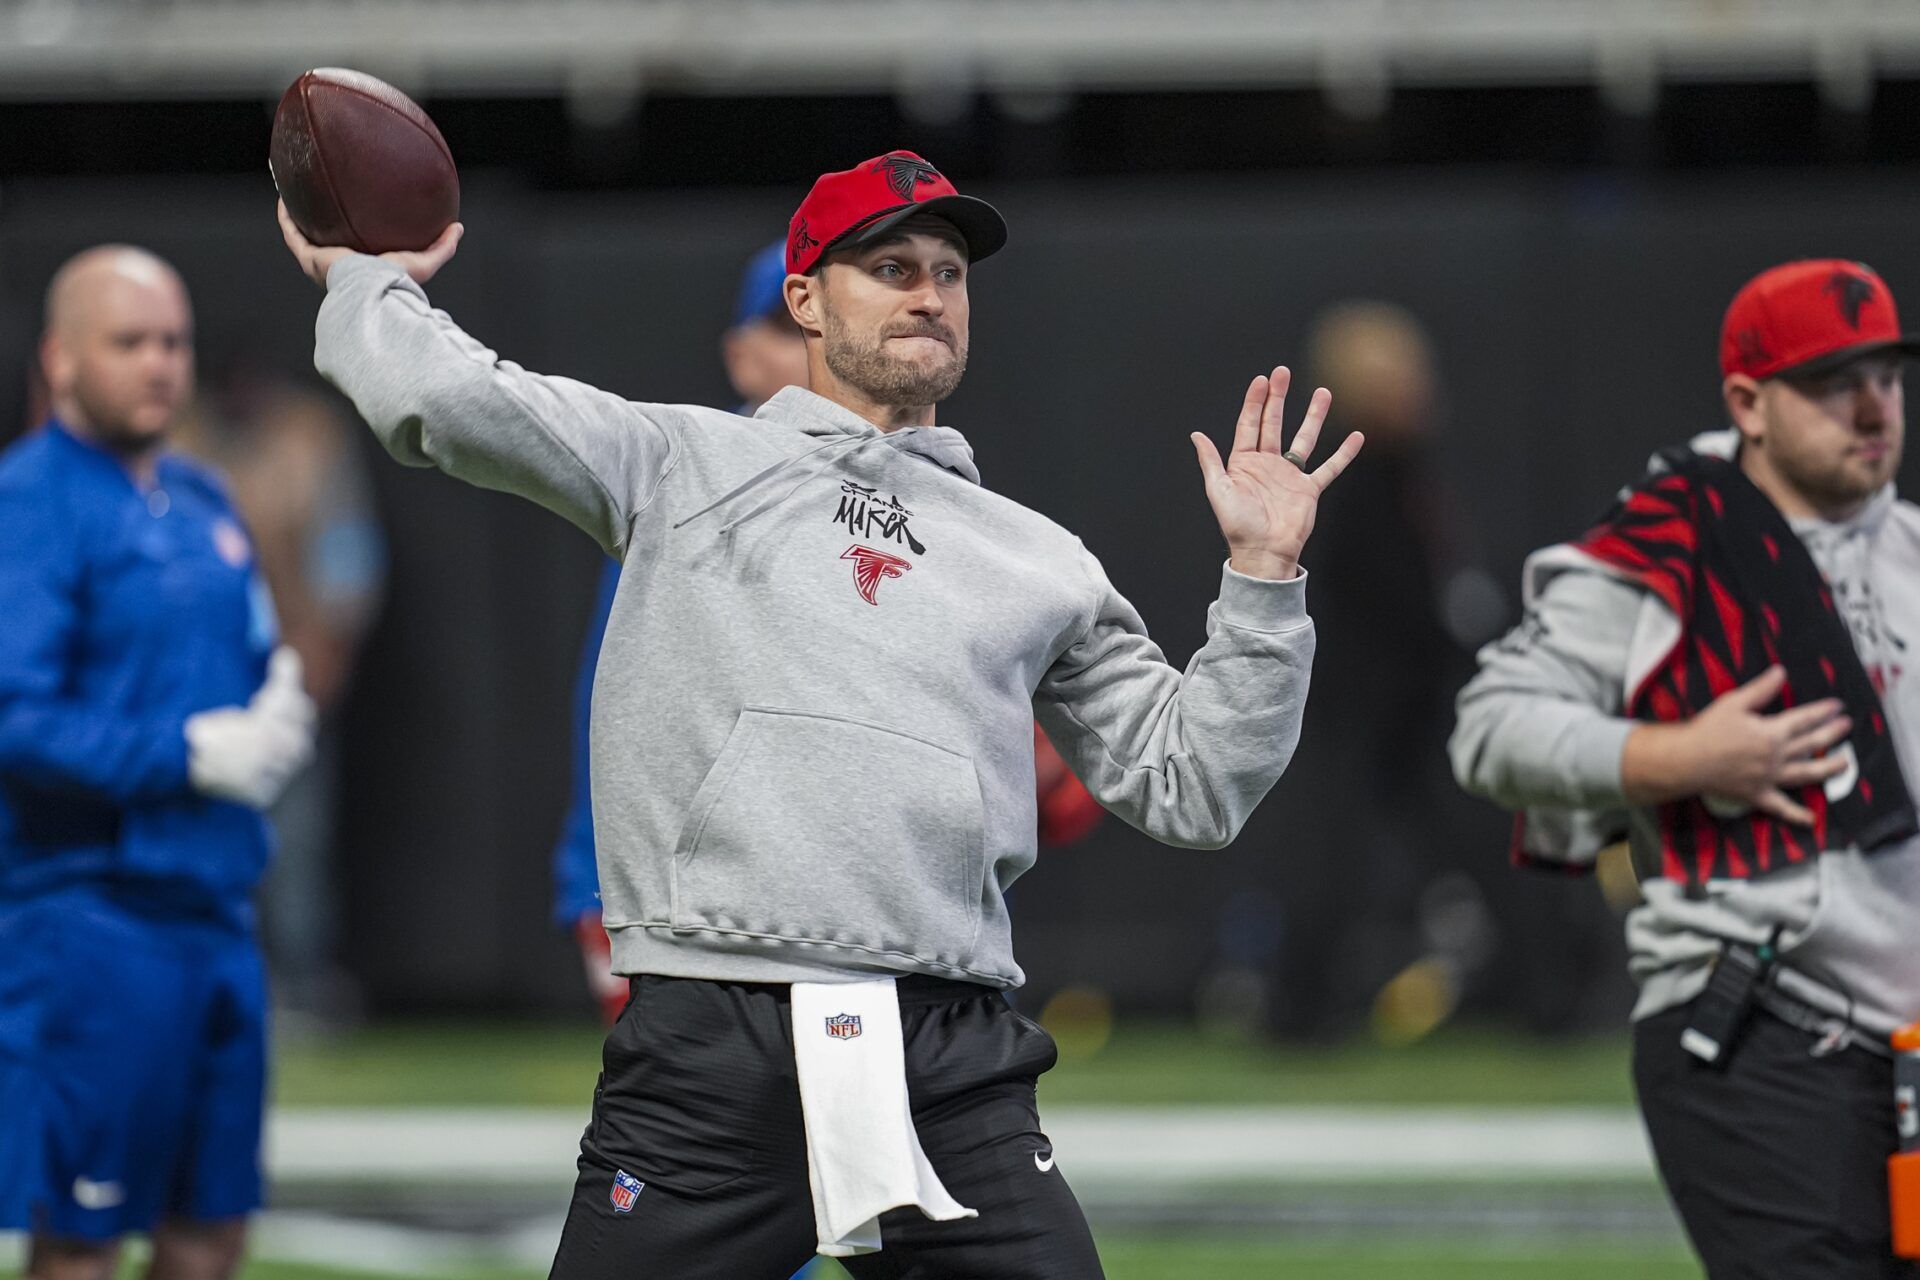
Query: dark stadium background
xmin=5 ymin=81 xmax=1919 ymax=1018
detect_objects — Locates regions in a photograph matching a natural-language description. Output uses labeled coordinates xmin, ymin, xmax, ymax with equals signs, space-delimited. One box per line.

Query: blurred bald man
xmin=0 ymin=247 xmax=314 ymax=1280
xmin=1262 ymin=302 xmax=1504 ymax=1041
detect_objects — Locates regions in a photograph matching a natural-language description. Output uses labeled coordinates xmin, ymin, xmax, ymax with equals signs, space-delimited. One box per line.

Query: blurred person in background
xmin=177 ymin=377 xmax=387 ymax=1026
xmin=1033 ymin=722 xmax=1104 ymax=848
xmin=1453 ymin=259 xmax=1920 ymax=1277
xmin=1260 ymin=301 xmax=1527 ymax=1043
xmin=556 ymin=242 xmax=1103 ymax=1027
xmin=282 ymin=146 xmax=1358 ymax=1277
xmin=0 ymin=247 xmax=314 ymax=1279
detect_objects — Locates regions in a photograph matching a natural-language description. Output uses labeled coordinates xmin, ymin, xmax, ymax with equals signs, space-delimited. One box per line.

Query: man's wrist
xmin=1227 ymin=548 xmax=1300 ymax=581
xmin=1621 ymin=720 xmax=1699 ymax=805
xmin=317 ymin=249 xmax=373 ymax=289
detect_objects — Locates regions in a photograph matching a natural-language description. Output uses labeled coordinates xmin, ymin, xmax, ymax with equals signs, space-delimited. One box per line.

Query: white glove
xmin=185 ymin=647 xmax=318 ymax=810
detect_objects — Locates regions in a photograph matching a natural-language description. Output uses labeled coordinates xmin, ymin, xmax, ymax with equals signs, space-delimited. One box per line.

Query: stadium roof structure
xmin=2 ymin=0 xmax=1916 ymax=117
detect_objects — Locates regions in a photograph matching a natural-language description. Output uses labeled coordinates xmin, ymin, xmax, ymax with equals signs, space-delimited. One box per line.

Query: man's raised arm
xmin=282 ymin=204 xmax=671 ymax=558
xmin=1035 ymin=554 xmax=1314 ymax=849
xmin=1035 ymin=368 xmax=1362 ymax=849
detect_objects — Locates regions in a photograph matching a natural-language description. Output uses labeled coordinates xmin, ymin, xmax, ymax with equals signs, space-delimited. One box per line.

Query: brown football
xmin=270 ymin=68 xmax=459 ymax=255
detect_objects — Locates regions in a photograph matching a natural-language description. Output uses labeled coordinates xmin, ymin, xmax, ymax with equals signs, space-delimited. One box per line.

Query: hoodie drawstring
xmin=671 ymin=431 xmax=914 ymax=538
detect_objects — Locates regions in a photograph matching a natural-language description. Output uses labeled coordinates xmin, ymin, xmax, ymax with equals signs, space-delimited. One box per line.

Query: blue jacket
xmin=0 ymin=421 xmax=274 ymax=928
xmin=551 ymin=555 xmax=619 ymax=926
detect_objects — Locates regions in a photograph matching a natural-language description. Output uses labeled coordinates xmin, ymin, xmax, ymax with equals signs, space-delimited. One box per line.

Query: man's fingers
xmin=1724 ymin=665 xmax=1786 ymax=709
xmin=1232 ymin=377 xmax=1267 ymax=455
xmin=1290 ymin=385 xmax=1336 ymax=466
xmin=1191 ymin=432 xmax=1227 ymax=488
xmin=1772 ymin=698 xmax=1847 ymax=741
xmin=1311 ymin=429 xmax=1365 ymax=492
xmin=276 ymin=199 xmax=307 ymax=255
xmin=1287 ymin=386 xmax=1332 ymax=463
xmin=1256 ymin=366 xmax=1292 ymax=454
xmin=1781 ymin=712 xmax=1852 ymax=760
xmin=1754 ymin=787 xmax=1816 ymax=826
xmin=277 ymin=198 xmax=344 ymax=287
xmin=1776 ymin=753 xmax=1850 ymax=788
xmin=389 ymin=221 xmax=464 ymax=282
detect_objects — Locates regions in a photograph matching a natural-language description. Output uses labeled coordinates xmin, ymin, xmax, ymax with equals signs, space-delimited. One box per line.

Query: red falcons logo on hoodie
xmin=842 ymin=545 xmax=912 ymax=605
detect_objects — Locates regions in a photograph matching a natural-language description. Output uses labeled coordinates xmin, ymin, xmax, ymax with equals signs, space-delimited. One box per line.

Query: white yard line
xmin=268 ymin=1105 xmax=1656 ymax=1186
xmin=1048 ymin=1106 xmax=1654 ymax=1183
xmin=270 ymin=1108 xmax=588 ymax=1181
xmin=0 ymin=1111 xmax=1663 ymax=1275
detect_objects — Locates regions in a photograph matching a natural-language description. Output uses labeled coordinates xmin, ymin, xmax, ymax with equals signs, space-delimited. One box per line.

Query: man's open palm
xmin=1191 ymin=366 xmax=1364 ymax=580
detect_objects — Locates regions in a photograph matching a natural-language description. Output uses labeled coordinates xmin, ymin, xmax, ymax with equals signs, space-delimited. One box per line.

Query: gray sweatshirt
xmin=314 ymin=254 xmax=1315 ymax=989
xmin=1452 ymin=436 xmax=1920 ymax=1034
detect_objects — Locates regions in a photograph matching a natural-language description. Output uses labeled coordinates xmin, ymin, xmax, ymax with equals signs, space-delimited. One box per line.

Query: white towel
xmin=789 ymin=979 xmax=977 ymax=1256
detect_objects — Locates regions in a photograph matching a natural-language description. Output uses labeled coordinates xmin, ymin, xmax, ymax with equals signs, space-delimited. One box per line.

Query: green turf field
xmin=272 ymin=1019 xmax=1635 ymax=1108
xmin=208 ymin=1238 xmax=1698 ymax=1280
xmin=20 ymin=1228 xmax=1705 ymax=1280
xmin=247 ymin=1020 xmax=1688 ymax=1278
xmin=966 ymin=1237 xmax=1698 ymax=1279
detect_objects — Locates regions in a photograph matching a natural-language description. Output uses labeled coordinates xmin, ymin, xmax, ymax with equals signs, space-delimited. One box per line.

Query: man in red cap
xmin=278 ymin=151 xmax=1361 ymax=1277
xmin=1453 ymin=259 xmax=1920 ymax=1277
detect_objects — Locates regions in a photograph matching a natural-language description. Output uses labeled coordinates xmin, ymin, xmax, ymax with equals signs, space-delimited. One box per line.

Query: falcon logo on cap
xmin=784 ymin=149 xmax=1008 ymax=275
xmin=1720 ymin=258 xmax=1920 ymax=380
xmin=1733 ymin=328 xmax=1771 ymax=369
xmin=1825 ymin=269 xmax=1877 ymax=330
xmin=872 ymin=153 xmax=942 ymax=201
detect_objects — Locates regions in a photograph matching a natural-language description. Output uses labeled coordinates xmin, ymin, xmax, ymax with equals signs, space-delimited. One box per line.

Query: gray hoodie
xmin=315 ymin=255 xmax=1315 ymax=989
xmin=1452 ymin=432 xmax=1920 ymax=1034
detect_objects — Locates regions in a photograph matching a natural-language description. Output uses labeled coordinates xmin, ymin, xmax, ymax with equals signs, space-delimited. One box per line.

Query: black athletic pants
xmin=1635 ymin=1002 xmax=1920 ymax=1279
xmin=549 ymin=973 xmax=1105 ymax=1279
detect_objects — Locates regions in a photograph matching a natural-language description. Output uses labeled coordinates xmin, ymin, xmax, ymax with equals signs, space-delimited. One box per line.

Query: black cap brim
xmin=829 ymin=194 xmax=1008 ymax=265
xmin=1775 ymin=337 xmax=1920 ymax=379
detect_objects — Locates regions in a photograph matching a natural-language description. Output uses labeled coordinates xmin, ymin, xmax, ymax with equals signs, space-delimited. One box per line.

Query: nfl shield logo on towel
xmin=825 ymin=1013 xmax=863 ymax=1040
xmin=610 ymin=1169 xmax=644 ymax=1213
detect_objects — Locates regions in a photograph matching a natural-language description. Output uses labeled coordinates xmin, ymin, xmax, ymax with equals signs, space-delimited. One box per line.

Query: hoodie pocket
xmin=669 ymin=706 xmax=986 ymax=972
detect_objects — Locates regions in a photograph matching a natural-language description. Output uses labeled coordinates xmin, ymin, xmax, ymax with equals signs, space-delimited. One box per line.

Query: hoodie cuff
xmin=1214 ymin=561 xmax=1309 ymax=633
xmin=324 ymin=252 xmax=422 ymax=298
xmin=1563 ymin=715 xmax=1637 ymax=806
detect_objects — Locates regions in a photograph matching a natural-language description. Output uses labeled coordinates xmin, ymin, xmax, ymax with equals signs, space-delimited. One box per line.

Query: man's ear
xmin=39 ymin=331 xmax=70 ymax=397
xmin=720 ymin=327 xmax=751 ymax=399
xmin=1723 ymin=373 xmax=1765 ymax=446
xmin=784 ymin=273 xmax=822 ymax=337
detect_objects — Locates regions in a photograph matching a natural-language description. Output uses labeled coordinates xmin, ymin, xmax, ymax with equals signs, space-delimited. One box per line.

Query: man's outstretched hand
xmin=1191 ymin=366 xmax=1364 ymax=581
xmin=277 ymin=199 xmax=463 ymax=289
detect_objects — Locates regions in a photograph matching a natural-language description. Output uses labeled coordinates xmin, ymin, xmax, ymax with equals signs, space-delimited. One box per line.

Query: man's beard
xmin=1768 ymin=414 xmax=1901 ymax=513
xmin=69 ymin=372 xmax=176 ymax=457
xmin=820 ymin=302 xmax=967 ymax=408
xmin=1787 ymin=454 xmax=1898 ymax=512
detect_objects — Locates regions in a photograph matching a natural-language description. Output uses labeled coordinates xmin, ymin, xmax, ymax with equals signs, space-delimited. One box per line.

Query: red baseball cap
xmin=1720 ymin=259 xmax=1920 ymax=380
xmin=786 ymin=150 xmax=1007 ymax=276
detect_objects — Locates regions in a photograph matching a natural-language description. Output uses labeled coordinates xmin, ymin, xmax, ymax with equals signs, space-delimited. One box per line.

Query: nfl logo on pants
xmin=825 ymin=1013 xmax=862 ymax=1040
xmin=609 ymin=1169 xmax=645 ymax=1213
